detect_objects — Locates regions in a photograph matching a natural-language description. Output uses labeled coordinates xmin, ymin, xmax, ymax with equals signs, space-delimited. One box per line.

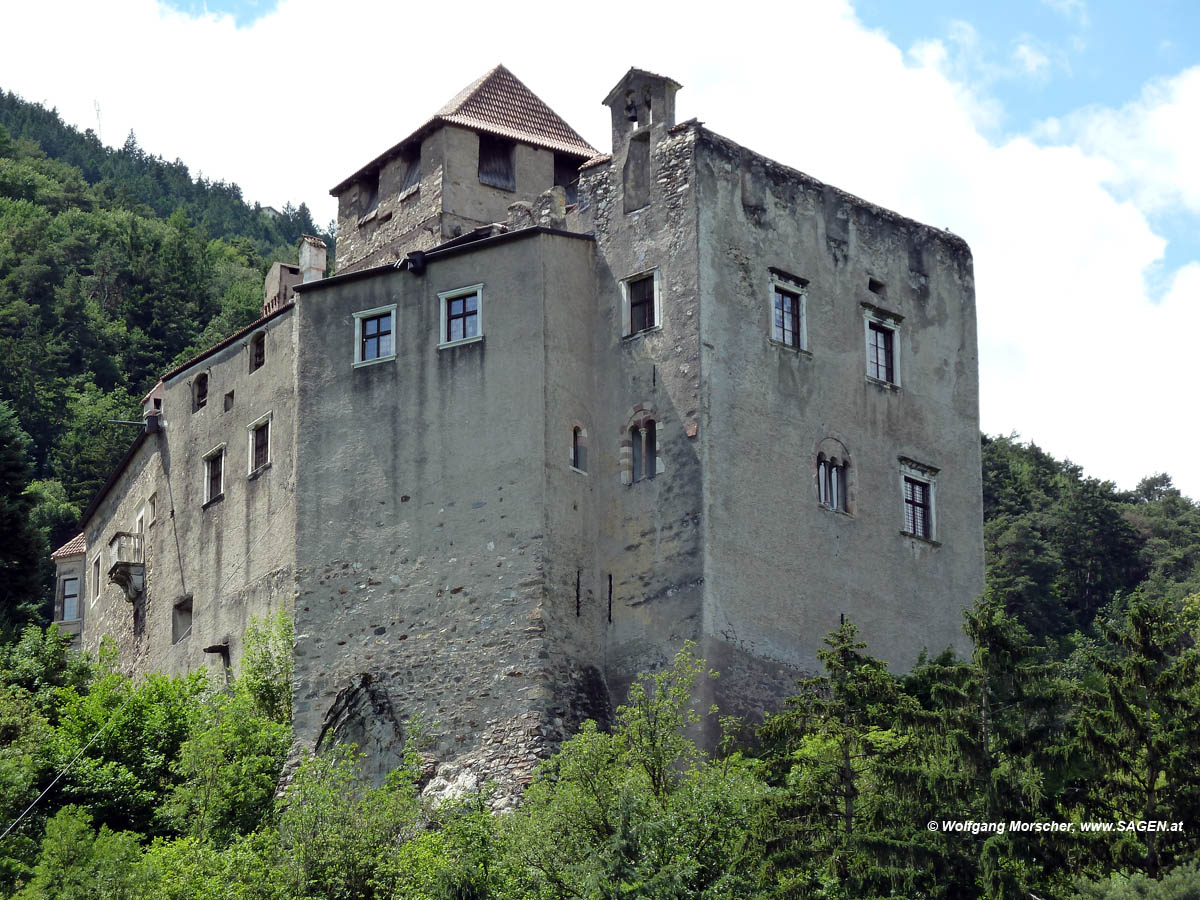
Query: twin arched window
xmin=817 ymin=452 xmax=848 ymax=513
xmin=630 ymin=421 xmax=657 ymax=482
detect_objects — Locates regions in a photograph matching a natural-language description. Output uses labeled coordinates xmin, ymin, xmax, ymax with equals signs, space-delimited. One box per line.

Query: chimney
xmin=299 ymin=234 xmax=328 ymax=284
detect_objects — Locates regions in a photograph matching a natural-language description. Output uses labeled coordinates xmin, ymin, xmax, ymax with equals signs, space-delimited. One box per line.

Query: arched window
xmin=193 ymin=374 xmax=208 ymax=412
xmin=817 ymin=449 xmax=849 ymax=513
xmin=250 ymin=332 xmax=266 ymax=373
xmin=631 ymin=420 xmax=657 ymax=482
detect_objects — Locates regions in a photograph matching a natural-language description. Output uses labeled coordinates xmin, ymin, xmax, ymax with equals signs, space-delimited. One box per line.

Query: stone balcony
xmin=106 ymin=531 xmax=144 ymax=601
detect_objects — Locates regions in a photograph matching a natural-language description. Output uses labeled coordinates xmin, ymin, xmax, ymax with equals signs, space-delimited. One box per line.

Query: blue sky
xmin=3 ymin=0 xmax=1199 ymax=497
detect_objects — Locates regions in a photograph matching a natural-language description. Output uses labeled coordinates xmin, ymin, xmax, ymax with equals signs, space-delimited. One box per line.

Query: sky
xmin=2 ymin=0 xmax=1198 ymax=498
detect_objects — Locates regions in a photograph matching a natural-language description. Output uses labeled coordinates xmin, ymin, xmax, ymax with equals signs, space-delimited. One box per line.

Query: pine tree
xmin=757 ymin=618 xmax=931 ymax=899
xmin=0 ymin=401 xmax=44 ymax=633
xmin=1075 ymin=594 xmax=1200 ymax=878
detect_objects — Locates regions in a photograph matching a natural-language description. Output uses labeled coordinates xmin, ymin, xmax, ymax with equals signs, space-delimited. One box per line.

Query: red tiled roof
xmin=331 ymin=65 xmax=597 ymax=195
xmin=51 ymin=532 xmax=86 ymax=559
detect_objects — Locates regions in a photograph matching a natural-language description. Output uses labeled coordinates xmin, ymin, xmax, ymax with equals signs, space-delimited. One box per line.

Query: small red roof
xmin=51 ymin=533 xmax=86 ymax=559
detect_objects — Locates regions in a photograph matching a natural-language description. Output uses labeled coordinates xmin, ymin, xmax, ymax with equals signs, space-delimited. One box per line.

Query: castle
xmin=51 ymin=65 xmax=984 ymax=797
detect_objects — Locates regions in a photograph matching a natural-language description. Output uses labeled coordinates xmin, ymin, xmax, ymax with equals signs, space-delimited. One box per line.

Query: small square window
xmin=622 ymin=271 xmax=660 ymax=338
xmin=438 ymin=286 xmax=485 ymax=348
xmin=203 ymin=446 xmax=225 ymax=505
xmin=353 ymin=305 xmax=398 ymax=367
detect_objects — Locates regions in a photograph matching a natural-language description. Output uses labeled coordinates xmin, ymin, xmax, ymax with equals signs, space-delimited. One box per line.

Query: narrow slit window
xmin=631 ymin=427 xmax=643 ymax=483
xmin=193 ymin=374 xmax=208 ymax=412
xmin=250 ymin=332 xmax=265 ymax=372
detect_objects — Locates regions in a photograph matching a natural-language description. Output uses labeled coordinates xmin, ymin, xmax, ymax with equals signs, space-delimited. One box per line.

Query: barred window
xmin=904 ymin=476 xmax=931 ymax=538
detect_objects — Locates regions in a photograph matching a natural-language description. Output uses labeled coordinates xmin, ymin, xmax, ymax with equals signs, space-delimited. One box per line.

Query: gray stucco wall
xmin=78 ymin=308 xmax=298 ymax=680
xmin=694 ymin=131 xmax=983 ymax=682
xmin=291 ymin=230 xmax=599 ymax=796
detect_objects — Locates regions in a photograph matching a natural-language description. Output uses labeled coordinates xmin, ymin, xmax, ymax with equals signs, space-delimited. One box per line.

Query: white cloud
xmin=1013 ymin=42 xmax=1051 ymax=76
xmin=1 ymin=0 xmax=1197 ymax=497
xmin=1040 ymin=0 xmax=1088 ymax=27
xmin=1045 ymin=66 xmax=1200 ymax=215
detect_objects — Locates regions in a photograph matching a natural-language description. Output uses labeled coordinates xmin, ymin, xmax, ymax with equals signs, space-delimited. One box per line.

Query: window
xmin=554 ymin=153 xmax=579 ymax=205
xmin=172 ymin=596 xmax=193 ymax=644
xmin=571 ymin=426 xmax=588 ymax=472
xmin=478 ymin=135 xmax=515 ymax=191
xmin=147 ymin=493 xmax=157 ymax=526
xmin=204 ymin=446 xmax=225 ymax=505
xmin=91 ymin=556 xmax=101 ymax=604
xmin=817 ymin=454 xmax=848 ymax=512
xmin=359 ymin=170 xmax=379 ymax=218
xmin=631 ymin=421 xmax=657 ymax=482
xmin=353 ymin=305 xmax=397 ymax=367
xmin=250 ymin=332 xmax=265 ymax=373
xmin=61 ymin=577 xmax=79 ymax=622
xmin=900 ymin=459 xmax=938 ymax=540
xmin=224 ymin=390 xmax=235 ymax=411
xmin=868 ymin=323 xmax=894 ymax=382
xmin=864 ymin=308 xmax=902 ymax=386
xmin=438 ymin=286 xmax=484 ymax=348
xmin=193 ymin=373 xmax=208 ymax=412
xmin=135 ymin=512 xmax=144 ymax=535
xmin=904 ymin=478 xmax=930 ymax=537
xmin=248 ymin=414 xmax=271 ymax=473
xmin=400 ymin=147 xmax=421 ymax=193
xmin=623 ymin=271 xmax=660 ymax=337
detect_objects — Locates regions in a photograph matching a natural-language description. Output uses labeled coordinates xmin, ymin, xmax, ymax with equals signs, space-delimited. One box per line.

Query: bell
xmin=625 ymin=98 xmax=639 ymax=122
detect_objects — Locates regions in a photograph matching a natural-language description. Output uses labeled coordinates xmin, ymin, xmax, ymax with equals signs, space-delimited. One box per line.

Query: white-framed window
xmin=203 ymin=444 xmax=226 ymax=505
xmin=135 ymin=511 xmax=145 ymax=535
xmin=621 ymin=269 xmax=661 ymax=338
xmin=863 ymin=307 xmax=902 ymax=386
xmin=60 ymin=576 xmax=80 ymax=622
xmin=247 ymin=412 xmax=272 ymax=474
xmin=438 ymin=285 xmax=484 ymax=349
xmin=147 ymin=493 xmax=157 ymax=526
xmin=769 ymin=270 xmax=807 ymax=350
xmin=353 ymin=305 xmax=397 ymax=367
xmin=91 ymin=555 xmax=101 ymax=606
xmin=899 ymin=458 xmax=938 ymax=541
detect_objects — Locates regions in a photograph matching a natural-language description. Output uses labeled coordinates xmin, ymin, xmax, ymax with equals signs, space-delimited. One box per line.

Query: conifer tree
xmin=757 ymin=618 xmax=931 ymax=899
xmin=1075 ymin=594 xmax=1200 ymax=878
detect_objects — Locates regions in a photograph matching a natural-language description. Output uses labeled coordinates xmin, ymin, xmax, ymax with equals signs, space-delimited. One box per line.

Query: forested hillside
xmin=0 ymin=90 xmax=334 ymax=625
xmin=2 ymin=90 xmax=1200 ymax=900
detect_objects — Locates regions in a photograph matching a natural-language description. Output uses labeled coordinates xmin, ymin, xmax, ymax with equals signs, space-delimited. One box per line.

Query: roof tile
xmin=51 ymin=532 xmax=86 ymax=559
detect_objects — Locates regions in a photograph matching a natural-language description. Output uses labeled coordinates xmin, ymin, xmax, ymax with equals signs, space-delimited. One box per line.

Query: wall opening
xmin=478 ymin=135 xmax=516 ymax=191
xmin=623 ymin=132 xmax=650 ymax=212
xmin=172 ymin=596 xmax=193 ymax=644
